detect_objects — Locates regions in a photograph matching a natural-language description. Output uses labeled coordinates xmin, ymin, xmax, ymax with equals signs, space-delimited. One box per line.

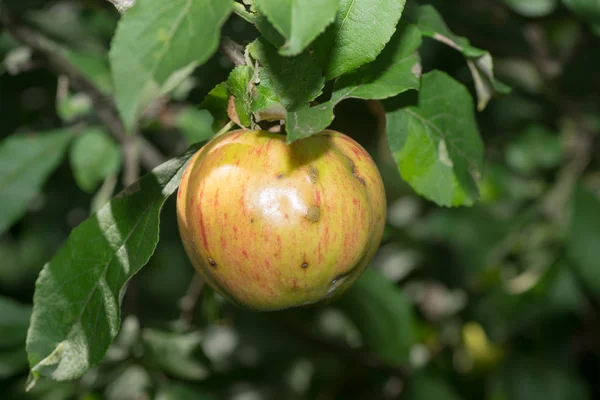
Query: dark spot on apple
xmin=346 ymin=156 xmax=366 ymax=186
xmin=251 ymin=218 xmax=255 ymax=223
xmin=346 ymin=156 xmax=356 ymax=174
xmin=277 ymin=173 xmax=284 ymax=179
xmin=308 ymin=165 xmax=318 ymax=184
xmin=208 ymin=257 xmax=217 ymax=268
xmin=305 ymin=205 xmax=320 ymax=222
xmin=301 ymin=262 xmax=309 ymax=269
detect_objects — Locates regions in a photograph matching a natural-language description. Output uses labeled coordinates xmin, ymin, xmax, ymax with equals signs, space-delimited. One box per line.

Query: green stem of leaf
xmin=216 ymin=120 xmax=236 ymax=137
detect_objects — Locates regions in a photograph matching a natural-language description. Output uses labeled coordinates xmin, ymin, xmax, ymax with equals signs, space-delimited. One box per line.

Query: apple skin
xmin=176 ymin=129 xmax=387 ymax=311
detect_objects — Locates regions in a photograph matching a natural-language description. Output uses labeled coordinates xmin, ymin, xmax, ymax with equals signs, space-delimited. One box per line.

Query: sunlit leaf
xmin=386 ymin=71 xmax=484 ymax=207
xmin=26 ymin=145 xmax=201 ymax=382
xmin=314 ymin=0 xmax=406 ymax=80
xmin=110 ymin=0 xmax=233 ymax=131
xmin=255 ymin=0 xmax=339 ymax=56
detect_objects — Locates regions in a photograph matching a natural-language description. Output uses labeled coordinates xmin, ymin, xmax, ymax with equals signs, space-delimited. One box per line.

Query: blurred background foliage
xmin=1 ymin=0 xmax=600 ymax=399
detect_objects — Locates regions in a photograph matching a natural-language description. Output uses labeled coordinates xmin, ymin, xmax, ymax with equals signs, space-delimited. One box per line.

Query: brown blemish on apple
xmin=308 ymin=165 xmax=319 ymax=183
xmin=301 ymin=262 xmax=309 ymax=269
xmin=208 ymin=257 xmax=217 ymax=267
xmin=197 ymin=188 xmax=209 ymax=250
xmin=277 ymin=173 xmax=284 ymax=179
xmin=305 ymin=205 xmax=320 ymax=222
xmin=346 ymin=156 xmax=367 ymax=186
xmin=355 ymin=172 xmax=367 ymax=186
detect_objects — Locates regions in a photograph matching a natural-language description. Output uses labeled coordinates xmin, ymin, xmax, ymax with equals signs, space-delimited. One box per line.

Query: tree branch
xmin=178 ymin=273 xmax=205 ymax=327
xmin=0 ymin=6 xmax=165 ymax=171
xmin=219 ymin=36 xmax=246 ymax=66
xmin=122 ymin=133 xmax=140 ymax=186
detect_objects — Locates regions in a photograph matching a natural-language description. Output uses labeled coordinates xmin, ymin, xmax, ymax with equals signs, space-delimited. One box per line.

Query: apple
xmin=176 ymin=129 xmax=386 ymax=311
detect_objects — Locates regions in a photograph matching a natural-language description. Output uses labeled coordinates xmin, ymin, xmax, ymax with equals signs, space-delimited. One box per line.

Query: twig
xmin=219 ymin=36 xmax=246 ymax=66
xmin=122 ymin=133 xmax=140 ymax=186
xmin=0 ymin=6 xmax=165 ymax=171
xmin=521 ymin=20 xmax=595 ymax=223
xmin=178 ymin=273 xmax=205 ymax=327
xmin=542 ymin=103 xmax=594 ymax=223
xmin=91 ymin=174 xmax=118 ymax=213
xmin=524 ymin=23 xmax=562 ymax=79
xmin=216 ymin=120 xmax=235 ymax=136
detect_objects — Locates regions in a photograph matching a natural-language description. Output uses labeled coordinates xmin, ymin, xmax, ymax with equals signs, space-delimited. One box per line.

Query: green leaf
xmin=386 ymin=71 xmax=484 ymax=207
xmin=286 ymin=24 xmax=422 ymax=143
xmin=232 ymin=2 xmax=286 ymax=48
xmin=337 ymin=269 xmax=414 ymax=364
xmin=407 ymin=373 xmax=463 ymax=400
xmin=142 ymin=329 xmax=209 ymax=381
xmin=175 ymin=108 xmax=215 ymax=145
xmin=286 ymin=101 xmax=334 ymax=143
xmin=563 ymin=0 xmax=600 ymax=34
xmin=505 ymin=0 xmax=559 ymax=17
xmin=414 ymin=5 xmax=507 ymax=110
xmin=0 ymin=130 xmax=72 ymax=235
xmin=314 ymin=0 xmax=406 ymax=80
xmin=156 ymin=383 xmax=218 ymax=400
xmin=64 ymin=50 xmax=113 ymax=95
xmin=332 ymin=23 xmax=422 ymax=103
xmin=26 ymin=145 xmax=201 ymax=382
xmin=249 ymin=38 xmax=325 ymax=111
xmin=568 ymin=186 xmax=600 ymax=296
xmin=0 ymin=296 xmax=32 ymax=349
xmin=227 ymin=65 xmax=257 ymax=127
xmin=228 ymin=40 xmax=325 ymax=126
xmin=69 ymin=128 xmax=121 ymax=193
xmin=110 ymin=0 xmax=233 ymax=131
xmin=414 ymin=5 xmax=486 ymax=58
xmin=255 ymin=0 xmax=339 ymax=56
xmin=199 ymin=82 xmax=230 ymax=131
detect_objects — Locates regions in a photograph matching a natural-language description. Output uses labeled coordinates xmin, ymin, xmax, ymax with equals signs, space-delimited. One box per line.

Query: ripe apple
xmin=176 ymin=129 xmax=386 ymax=311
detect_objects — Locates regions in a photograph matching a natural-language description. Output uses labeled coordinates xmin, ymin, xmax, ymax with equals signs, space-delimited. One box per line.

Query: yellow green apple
xmin=176 ymin=130 xmax=386 ymax=311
